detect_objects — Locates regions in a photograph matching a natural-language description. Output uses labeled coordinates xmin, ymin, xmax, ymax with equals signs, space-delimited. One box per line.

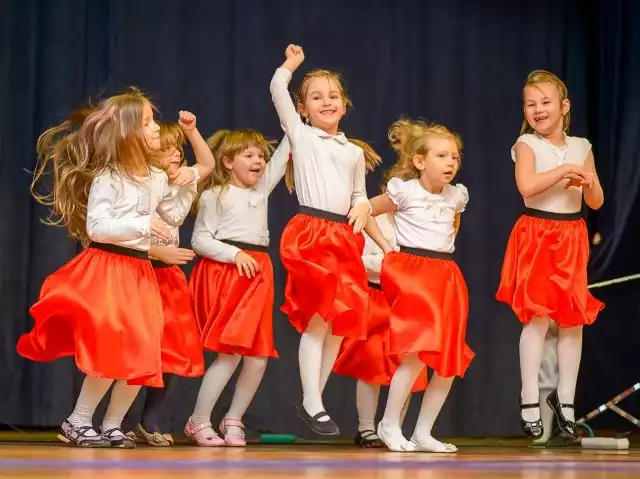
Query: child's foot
xmin=354 ymin=429 xmax=385 ymax=448
xmin=184 ymin=417 xmax=225 ymax=447
xmin=377 ymin=421 xmax=416 ymax=452
xmin=58 ymin=420 xmax=111 ymax=448
xmin=411 ymin=434 xmax=457 ymax=453
xmin=101 ymin=426 xmax=136 ymax=449
xmin=133 ymin=423 xmax=171 ymax=447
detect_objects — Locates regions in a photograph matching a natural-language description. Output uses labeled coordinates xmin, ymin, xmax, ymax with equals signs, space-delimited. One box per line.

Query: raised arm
xmin=86 ymin=174 xmax=150 ymax=243
xmin=260 ymin=136 xmax=291 ymax=195
xmin=178 ymin=111 xmax=215 ymax=183
xmin=191 ymin=190 xmax=241 ymax=264
xmin=269 ymin=45 xmax=306 ymax=143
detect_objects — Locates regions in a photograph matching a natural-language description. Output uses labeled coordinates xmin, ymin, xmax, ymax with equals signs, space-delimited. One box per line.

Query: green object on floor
xmin=259 ymin=434 xmax=297 ymax=444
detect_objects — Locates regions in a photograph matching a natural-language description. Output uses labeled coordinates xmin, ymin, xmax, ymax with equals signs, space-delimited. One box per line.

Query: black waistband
xmin=151 ymin=259 xmax=173 ymax=268
xmin=299 ymin=206 xmax=349 ymax=224
xmin=399 ymin=246 xmax=454 ymax=261
xmin=368 ymin=281 xmax=382 ymax=291
xmin=523 ymin=208 xmax=582 ymax=221
xmin=89 ymin=242 xmax=149 ymax=260
xmin=222 ymin=239 xmax=269 ymax=253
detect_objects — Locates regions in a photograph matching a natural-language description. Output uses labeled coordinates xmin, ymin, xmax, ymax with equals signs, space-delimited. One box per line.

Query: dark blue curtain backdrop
xmin=1 ymin=0 xmax=638 ymax=438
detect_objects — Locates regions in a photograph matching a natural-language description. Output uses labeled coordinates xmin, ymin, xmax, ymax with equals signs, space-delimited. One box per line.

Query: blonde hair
xmin=193 ymin=129 xmax=274 ymax=213
xmin=521 ymin=69 xmax=570 ymax=135
xmin=284 ymin=69 xmax=381 ymax=192
xmin=149 ymin=122 xmax=186 ymax=169
xmin=384 ymin=119 xmax=463 ymax=187
xmin=30 ymin=89 xmax=156 ymax=245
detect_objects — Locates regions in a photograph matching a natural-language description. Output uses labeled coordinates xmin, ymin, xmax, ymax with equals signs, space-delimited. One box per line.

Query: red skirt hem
xmin=17 ymin=248 xmax=165 ymax=387
xmin=280 ymin=213 xmax=368 ymax=339
xmin=155 ymin=265 xmax=205 ymax=377
xmin=333 ymin=286 xmax=428 ymax=391
xmin=189 ymin=255 xmax=278 ymax=358
xmin=496 ymin=215 xmax=604 ymax=327
xmin=381 ymin=251 xmax=474 ymax=379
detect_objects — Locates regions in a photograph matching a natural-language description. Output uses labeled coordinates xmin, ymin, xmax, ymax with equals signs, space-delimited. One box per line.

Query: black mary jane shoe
xmin=355 ymin=429 xmax=385 ymax=448
xmin=546 ymin=390 xmax=578 ymax=439
xmin=520 ymin=403 xmax=544 ymax=439
xmin=295 ymin=402 xmax=340 ymax=436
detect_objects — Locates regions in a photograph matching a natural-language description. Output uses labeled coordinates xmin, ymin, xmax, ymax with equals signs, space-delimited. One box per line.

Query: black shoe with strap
xmin=520 ymin=403 xmax=544 ymax=439
xmin=295 ymin=402 xmax=340 ymax=436
xmin=354 ymin=429 xmax=385 ymax=448
xmin=546 ymin=390 xmax=578 ymax=439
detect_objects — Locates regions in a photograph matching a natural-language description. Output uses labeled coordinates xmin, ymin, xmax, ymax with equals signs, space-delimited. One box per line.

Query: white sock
xmin=380 ymin=354 xmax=423 ymax=444
xmin=299 ymin=314 xmax=330 ymax=421
xmin=318 ymin=327 xmax=343 ymax=394
xmin=413 ymin=374 xmax=454 ymax=451
xmin=102 ymin=381 xmax=141 ymax=438
xmin=191 ymin=353 xmax=241 ymax=433
xmin=356 ymin=381 xmax=380 ymax=435
xmin=225 ymin=356 xmax=268 ymax=436
xmin=67 ymin=376 xmax=114 ymax=436
xmin=556 ymin=326 xmax=583 ymax=422
xmin=519 ymin=317 xmax=549 ymax=422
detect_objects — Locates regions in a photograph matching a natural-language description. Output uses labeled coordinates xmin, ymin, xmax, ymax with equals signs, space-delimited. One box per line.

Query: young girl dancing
xmin=17 ymin=90 xmax=200 ymax=448
xmin=270 ymin=44 xmax=376 ymax=435
xmin=496 ymin=70 xmax=604 ymax=440
xmin=333 ymin=212 xmax=427 ymax=447
xmin=185 ymin=131 xmax=290 ymax=447
xmin=127 ymin=114 xmax=214 ymax=446
xmin=365 ymin=119 xmax=474 ymax=452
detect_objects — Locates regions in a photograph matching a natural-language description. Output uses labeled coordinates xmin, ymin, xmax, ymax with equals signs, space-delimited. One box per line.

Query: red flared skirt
xmin=189 ymin=254 xmax=278 ymax=358
xmin=495 ymin=212 xmax=604 ymax=327
xmin=333 ymin=285 xmax=428 ymax=392
xmin=381 ymin=250 xmax=475 ymax=378
xmin=153 ymin=264 xmax=205 ymax=377
xmin=280 ymin=209 xmax=368 ymax=339
xmin=17 ymin=246 xmax=165 ymax=387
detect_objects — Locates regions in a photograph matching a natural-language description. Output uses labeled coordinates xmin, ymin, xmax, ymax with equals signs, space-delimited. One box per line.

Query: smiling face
xmin=298 ymin=72 xmax=348 ymax=135
xmin=141 ymin=101 xmax=161 ymax=151
xmin=523 ymin=82 xmax=570 ymax=138
xmin=223 ymin=145 xmax=267 ymax=188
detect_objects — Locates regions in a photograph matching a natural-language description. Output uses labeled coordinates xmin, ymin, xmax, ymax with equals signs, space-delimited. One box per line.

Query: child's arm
xmin=176 ymin=111 xmax=215 ymax=184
xmin=582 ymin=150 xmax=604 ymax=210
xmin=363 ymin=194 xmax=398 ymax=254
xmin=269 ymin=45 xmax=305 ymax=143
xmin=260 ymin=136 xmax=291 ymax=195
xmin=347 ymin=150 xmax=372 ymax=233
xmin=148 ymin=244 xmax=195 ymax=265
xmin=86 ymin=173 xmax=152 ymax=243
xmin=514 ymin=142 xmax=585 ymax=198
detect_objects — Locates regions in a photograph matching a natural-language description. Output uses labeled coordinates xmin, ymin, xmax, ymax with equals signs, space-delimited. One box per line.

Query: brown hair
xmin=149 ymin=122 xmax=186 ymax=170
xmin=384 ymin=118 xmax=463 ymax=187
xmin=30 ymin=89 xmax=156 ymax=245
xmin=521 ymin=69 xmax=570 ymax=134
xmin=192 ymin=129 xmax=274 ymax=213
xmin=284 ymin=69 xmax=381 ymax=192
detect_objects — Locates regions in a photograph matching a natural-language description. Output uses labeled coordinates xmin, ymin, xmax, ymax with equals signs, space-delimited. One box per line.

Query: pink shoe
xmin=219 ymin=417 xmax=246 ymax=447
xmin=184 ymin=417 xmax=226 ymax=447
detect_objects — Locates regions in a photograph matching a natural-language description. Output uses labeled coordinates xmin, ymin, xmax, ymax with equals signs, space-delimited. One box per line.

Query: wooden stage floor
xmin=1 ymin=444 xmax=639 ymax=479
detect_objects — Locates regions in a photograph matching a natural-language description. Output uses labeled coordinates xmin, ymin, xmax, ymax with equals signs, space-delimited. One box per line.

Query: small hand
xmin=235 ymin=251 xmax=260 ymax=278
xmin=169 ymin=166 xmax=196 ymax=186
xmin=347 ymin=203 xmax=370 ymax=234
xmin=178 ymin=110 xmax=196 ymax=131
xmin=151 ymin=218 xmax=172 ymax=241
xmin=154 ymin=247 xmax=196 ymax=265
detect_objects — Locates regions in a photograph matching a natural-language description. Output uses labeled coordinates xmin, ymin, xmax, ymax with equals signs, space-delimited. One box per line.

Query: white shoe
xmin=377 ymin=423 xmax=416 ymax=452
